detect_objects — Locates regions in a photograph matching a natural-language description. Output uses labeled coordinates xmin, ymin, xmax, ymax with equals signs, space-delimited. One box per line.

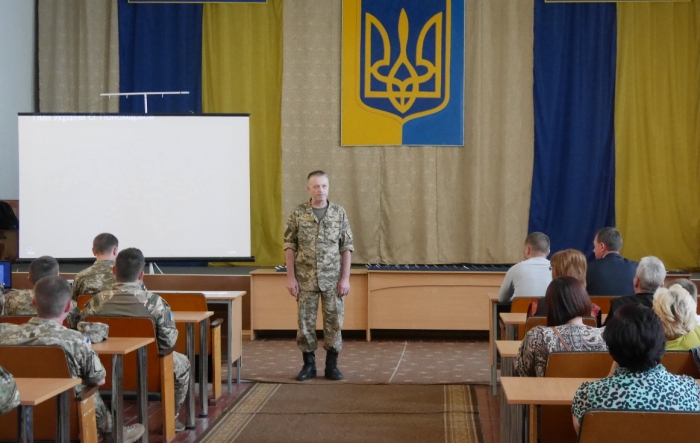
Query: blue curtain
xmin=118 ymin=0 xmax=202 ymax=113
xmin=529 ymin=0 xmax=617 ymax=258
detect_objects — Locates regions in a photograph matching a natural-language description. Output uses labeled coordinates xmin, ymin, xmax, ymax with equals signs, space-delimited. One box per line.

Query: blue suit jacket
xmin=586 ymin=253 xmax=638 ymax=296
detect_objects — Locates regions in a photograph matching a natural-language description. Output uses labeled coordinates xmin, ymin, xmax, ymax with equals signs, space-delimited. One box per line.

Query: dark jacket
xmin=604 ymin=292 xmax=655 ymax=326
xmin=586 ymin=253 xmax=638 ymax=296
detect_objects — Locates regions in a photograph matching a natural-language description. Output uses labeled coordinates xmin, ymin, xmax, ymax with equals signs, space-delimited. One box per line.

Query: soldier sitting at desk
xmin=72 ymin=233 xmax=120 ymax=300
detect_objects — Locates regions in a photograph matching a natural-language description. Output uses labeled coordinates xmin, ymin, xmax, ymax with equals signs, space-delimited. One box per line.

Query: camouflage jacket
xmin=3 ymin=289 xmax=80 ymax=328
xmin=0 ymin=365 xmax=19 ymax=414
xmin=72 ymin=260 xmax=116 ymax=299
xmin=284 ymin=201 xmax=354 ymax=292
xmin=83 ymin=282 xmax=178 ymax=352
xmin=0 ymin=318 xmax=106 ymax=389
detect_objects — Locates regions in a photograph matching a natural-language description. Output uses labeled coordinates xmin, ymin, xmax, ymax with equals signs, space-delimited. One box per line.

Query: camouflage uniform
xmin=3 ymin=289 xmax=81 ymax=328
xmin=0 ymin=365 xmax=20 ymax=415
xmin=0 ymin=318 xmax=112 ymax=433
xmin=72 ymin=260 xmax=116 ymax=299
xmin=284 ymin=201 xmax=354 ymax=353
xmin=83 ymin=282 xmax=190 ymax=413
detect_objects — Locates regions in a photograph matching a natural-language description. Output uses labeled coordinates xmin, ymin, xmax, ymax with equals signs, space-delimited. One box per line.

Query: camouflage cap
xmin=77 ymin=321 xmax=109 ymax=343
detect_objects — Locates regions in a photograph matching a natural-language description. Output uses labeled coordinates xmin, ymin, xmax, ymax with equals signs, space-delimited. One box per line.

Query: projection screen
xmin=17 ymin=114 xmax=251 ymax=261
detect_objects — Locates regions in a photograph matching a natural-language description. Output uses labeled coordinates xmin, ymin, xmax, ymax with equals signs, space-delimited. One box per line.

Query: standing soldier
xmin=284 ymin=171 xmax=353 ymax=381
xmin=72 ymin=233 xmax=119 ymax=299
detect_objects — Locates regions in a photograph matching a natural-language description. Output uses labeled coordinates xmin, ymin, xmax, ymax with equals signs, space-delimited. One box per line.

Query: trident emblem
xmin=362 ymin=6 xmax=447 ymax=121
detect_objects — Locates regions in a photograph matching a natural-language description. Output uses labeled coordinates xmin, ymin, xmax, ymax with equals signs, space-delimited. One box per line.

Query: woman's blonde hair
xmin=652 ymin=284 xmax=698 ymax=340
xmin=550 ymin=249 xmax=587 ymax=284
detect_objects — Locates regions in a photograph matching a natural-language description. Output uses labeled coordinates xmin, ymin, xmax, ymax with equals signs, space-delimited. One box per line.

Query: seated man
xmin=0 ymin=365 xmax=19 ymax=415
xmin=2 ymin=256 xmax=80 ymax=326
xmin=82 ymin=248 xmax=189 ymax=431
xmin=604 ymin=256 xmax=665 ymax=325
xmin=72 ymin=233 xmax=119 ymax=299
xmin=497 ymin=232 xmax=552 ymax=302
xmin=586 ymin=227 xmax=638 ymax=296
xmin=0 ymin=276 xmax=144 ymax=442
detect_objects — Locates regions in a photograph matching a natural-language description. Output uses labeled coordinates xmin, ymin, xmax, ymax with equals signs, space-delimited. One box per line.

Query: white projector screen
xmin=18 ymin=114 xmax=251 ymax=261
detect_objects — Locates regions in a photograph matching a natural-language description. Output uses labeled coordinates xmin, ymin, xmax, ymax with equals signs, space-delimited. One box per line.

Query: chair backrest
xmin=0 ymin=345 xmax=79 ymax=440
xmin=158 ymin=293 xmax=212 ymax=355
xmin=578 ymin=410 xmax=700 ymax=443
xmin=660 ymin=351 xmax=700 ymax=379
xmin=588 ymin=296 xmax=616 ymax=315
xmin=86 ymin=316 xmax=162 ymax=392
xmin=510 ymin=297 xmax=541 ymax=338
xmin=0 ymin=315 xmax=71 ymax=328
xmin=77 ymin=294 xmax=94 ymax=310
xmin=540 ymin=352 xmax=615 ymax=443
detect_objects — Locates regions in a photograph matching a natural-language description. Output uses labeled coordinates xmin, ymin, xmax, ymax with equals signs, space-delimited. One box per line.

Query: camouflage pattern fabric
xmin=297 ymin=290 xmax=344 ymax=353
xmin=72 ymin=260 xmax=116 ymax=300
xmin=0 ymin=318 xmax=112 ymax=433
xmin=77 ymin=321 xmax=109 ymax=343
xmin=4 ymin=289 xmax=81 ymax=329
xmin=84 ymin=282 xmax=189 ymax=412
xmin=0 ymin=294 xmax=4 ymax=317
xmin=284 ymin=201 xmax=354 ymax=292
xmin=0 ymin=365 xmax=19 ymax=415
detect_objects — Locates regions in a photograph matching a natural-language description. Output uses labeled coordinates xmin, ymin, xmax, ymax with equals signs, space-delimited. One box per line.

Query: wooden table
xmin=92 ymin=337 xmax=154 ymax=443
xmin=174 ymin=311 xmax=213 ymax=429
xmin=496 ymin=342 xmax=522 ymax=443
xmin=489 ymin=293 xmax=511 ymax=395
xmin=159 ymin=290 xmax=245 ymax=392
xmin=14 ymin=377 xmax=81 ymax=443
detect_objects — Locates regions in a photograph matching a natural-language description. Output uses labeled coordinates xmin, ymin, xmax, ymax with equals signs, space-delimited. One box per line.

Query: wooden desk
xmin=500 ymin=313 xmax=525 ymax=340
xmin=159 ymin=290 xmax=244 ymax=392
xmin=174 ymin=311 xmax=213 ymax=429
xmin=496 ymin=341 xmax=522 ymax=443
xmin=496 ymin=340 xmax=521 ymax=359
xmin=93 ymin=337 xmax=154 ymax=443
xmin=489 ymin=293 xmax=511 ymax=395
xmin=14 ymin=377 xmax=81 ymax=443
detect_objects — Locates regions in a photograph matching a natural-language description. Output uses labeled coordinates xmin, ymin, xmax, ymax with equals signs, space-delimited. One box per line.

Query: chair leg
xmin=160 ymin=354 xmax=176 ymax=441
xmin=211 ymin=326 xmax=222 ymax=400
xmin=77 ymin=395 xmax=98 ymax=443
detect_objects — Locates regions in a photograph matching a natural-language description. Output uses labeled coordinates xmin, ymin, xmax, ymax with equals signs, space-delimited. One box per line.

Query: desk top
xmin=500 ymin=313 xmax=527 ymax=324
xmin=501 ymin=377 xmax=597 ymax=405
xmin=496 ymin=340 xmax=522 ymax=358
xmin=92 ymin=337 xmax=154 ymax=355
xmin=157 ymin=290 xmax=246 ymax=300
xmin=489 ymin=293 xmax=499 ymax=302
xmin=174 ymin=311 xmax=214 ymax=322
xmin=15 ymin=378 xmax=81 ymax=406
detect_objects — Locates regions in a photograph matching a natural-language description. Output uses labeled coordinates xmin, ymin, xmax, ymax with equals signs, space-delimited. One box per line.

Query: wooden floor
xmin=475 ymin=385 xmax=501 ymax=443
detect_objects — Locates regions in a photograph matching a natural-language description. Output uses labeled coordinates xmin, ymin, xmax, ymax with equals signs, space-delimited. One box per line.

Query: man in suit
xmin=586 ymin=227 xmax=638 ymax=296
xmin=604 ymin=256 xmax=665 ymax=325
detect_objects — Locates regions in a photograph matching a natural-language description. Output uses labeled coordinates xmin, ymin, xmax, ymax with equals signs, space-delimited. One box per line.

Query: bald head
xmin=34 ymin=276 xmax=72 ymax=318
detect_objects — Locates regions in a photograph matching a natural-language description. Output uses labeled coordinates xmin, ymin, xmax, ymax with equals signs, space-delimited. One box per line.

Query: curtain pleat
xmin=202 ymin=0 xmax=284 ymax=266
xmin=529 ymin=0 xmax=617 ymax=257
xmin=615 ymin=1 xmax=700 ymax=270
xmin=38 ymin=0 xmax=119 ymax=112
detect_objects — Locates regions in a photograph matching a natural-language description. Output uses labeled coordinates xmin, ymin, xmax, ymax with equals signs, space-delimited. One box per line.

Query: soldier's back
xmin=4 ymin=289 xmax=36 ymax=316
xmin=73 ymin=261 xmax=116 ymax=299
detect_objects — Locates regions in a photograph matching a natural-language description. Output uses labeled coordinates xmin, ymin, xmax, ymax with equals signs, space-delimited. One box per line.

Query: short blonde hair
xmin=550 ymin=249 xmax=587 ymax=284
xmin=652 ymin=284 xmax=698 ymax=340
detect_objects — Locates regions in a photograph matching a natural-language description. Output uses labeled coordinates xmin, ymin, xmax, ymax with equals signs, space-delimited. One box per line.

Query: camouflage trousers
xmin=297 ymin=290 xmax=344 ymax=353
xmin=173 ymin=351 xmax=190 ymax=413
xmin=89 ymin=389 xmax=113 ymax=435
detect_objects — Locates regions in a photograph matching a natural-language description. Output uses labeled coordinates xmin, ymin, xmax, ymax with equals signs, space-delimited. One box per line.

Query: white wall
xmin=0 ymin=0 xmax=35 ymax=199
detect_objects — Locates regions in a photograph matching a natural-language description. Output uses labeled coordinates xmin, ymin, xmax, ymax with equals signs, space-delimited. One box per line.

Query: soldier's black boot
xmin=324 ymin=350 xmax=344 ymax=380
xmin=296 ymin=351 xmax=317 ymax=381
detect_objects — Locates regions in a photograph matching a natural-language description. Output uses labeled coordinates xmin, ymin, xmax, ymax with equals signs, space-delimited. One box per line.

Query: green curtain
xmin=615 ymin=1 xmax=700 ymax=270
xmin=202 ymin=0 xmax=284 ymax=266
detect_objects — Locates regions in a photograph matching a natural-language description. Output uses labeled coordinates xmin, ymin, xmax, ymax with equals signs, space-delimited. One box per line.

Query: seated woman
xmin=515 ymin=277 xmax=607 ymax=377
xmin=572 ymin=304 xmax=700 ymax=435
xmin=652 ymin=284 xmax=700 ymax=350
xmin=530 ymin=249 xmax=592 ymax=317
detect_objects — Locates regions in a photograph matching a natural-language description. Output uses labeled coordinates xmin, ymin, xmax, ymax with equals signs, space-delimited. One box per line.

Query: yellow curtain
xmin=202 ymin=0 xmax=284 ymax=266
xmin=615 ymin=1 xmax=700 ymax=270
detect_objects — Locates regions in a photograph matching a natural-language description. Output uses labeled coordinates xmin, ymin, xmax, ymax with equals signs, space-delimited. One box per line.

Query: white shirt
xmin=497 ymin=257 xmax=552 ymax=302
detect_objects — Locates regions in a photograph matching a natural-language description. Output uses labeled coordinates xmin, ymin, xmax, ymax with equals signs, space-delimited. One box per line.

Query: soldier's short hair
xmin=307 ymin=170 xmax=328 ymax=181
xmin=28 ymin=256 xmax=59 ymax=285
xmin=115 ymin=248 xmax=145 ymax=282
xmin=525 ymin=232 xmax=550 ymax=254
xmin=34 ymin=276 xmax=72 ymax=318
xmin=595 ymin=227 xmax=623 ymax=252
xmin=93 ymin=233 xmax=118 ymax=255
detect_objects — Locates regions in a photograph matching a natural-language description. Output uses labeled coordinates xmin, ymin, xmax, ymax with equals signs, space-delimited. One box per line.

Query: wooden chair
xmin=578 ymin=409 xmax=700 ymax=443
xmin=588 ymin=296 xmax=616 ymax=315
xmin=508 ymin=297 xmax=541 ymax=339
xmin=77 ymin=294 xmax=94 ymax=310
xmin=0 ymin=345 xmax=98 ymax=442
xmin=0 ymin=315 xmax=71 ymax=328
xmin=540 ymin=352 xmax=614 ymax=443
xmin=524 ymin=317 xmax=598 ymax=335
xmin=158 ymin=292 xmax=223 ymax=399
xmin=86 ymin=316 xmax=176 ymax=441
xmin=660 ymin=351 xmax=700 ymax=378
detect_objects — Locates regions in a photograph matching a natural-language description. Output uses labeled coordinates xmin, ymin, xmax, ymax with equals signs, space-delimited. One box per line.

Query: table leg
xmin=112 ymin=354 xmax=124 ymax=443
xmin=237 ymin=356 xmax=241 ymax=384
xmin=506 ymin=324 xmax=517 ymax=341
xmin=18 ymin=405 xmax=33 ymax=443
xmin=137 ymin=346 xmax=149 ymax=443
xmin=491 ymin=302 xmax=498 ymax=396
xmin=528 ymin=404 xmax=537 ymax=443
xmin=199 ymin=319 xmax=209 ymax=417
xmin=227 ymin=301 xmax=233 ymax=392
xmin=56 ymin=390 xmax=69 ymax=443
xmin=186 ymin=322 xmax=195 ymax=429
